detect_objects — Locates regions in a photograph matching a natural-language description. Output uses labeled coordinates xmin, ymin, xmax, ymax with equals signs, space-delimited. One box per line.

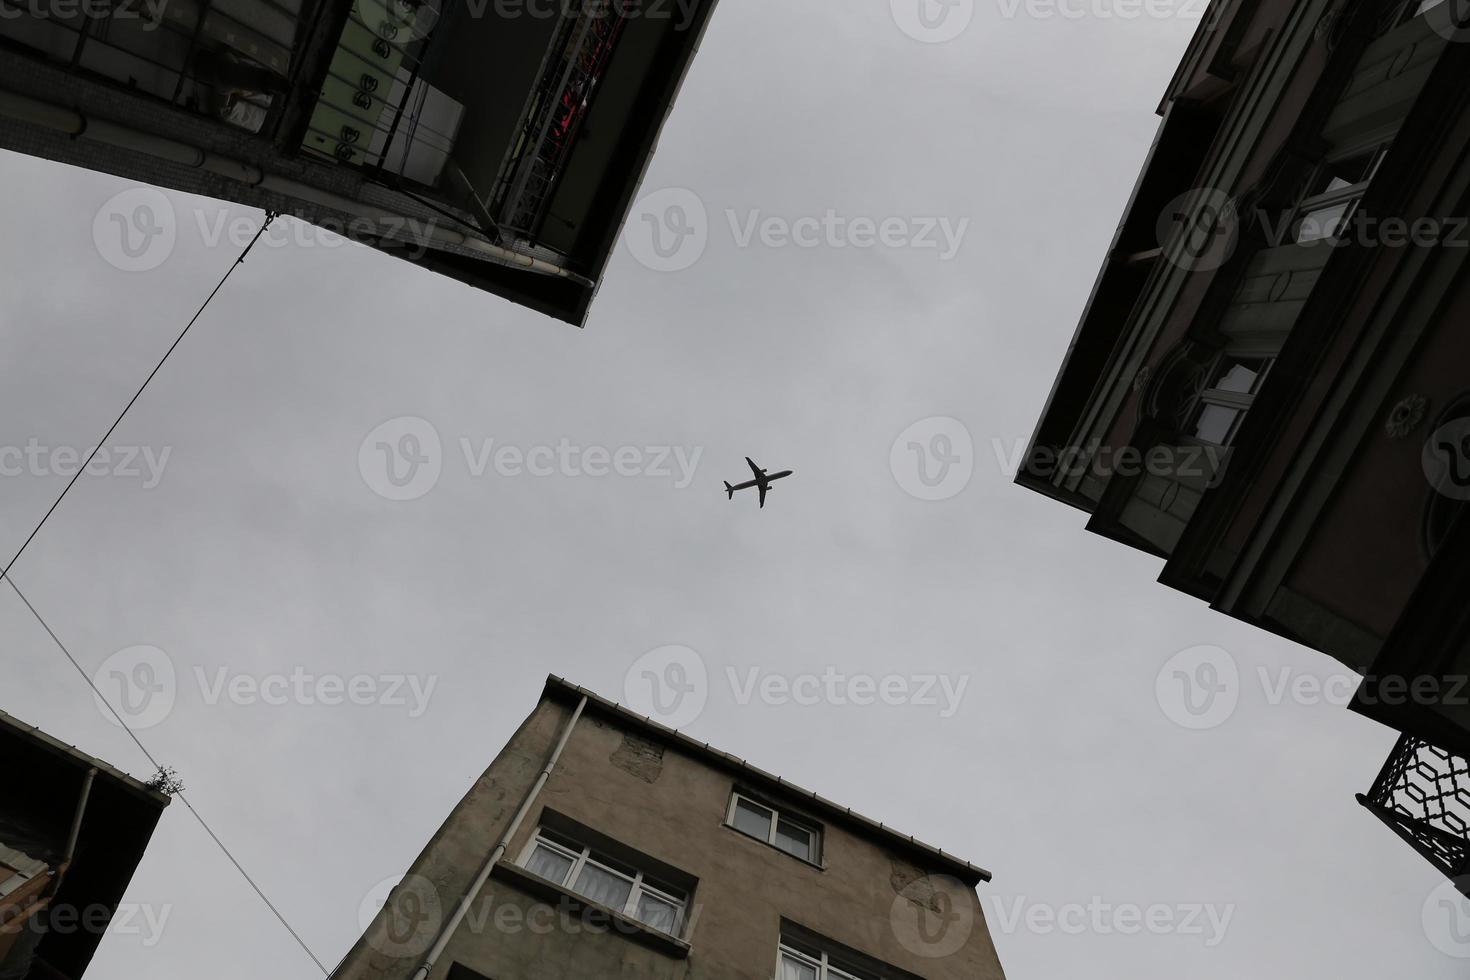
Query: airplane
xmin=725 ymin=457 xmax=794 ymax=509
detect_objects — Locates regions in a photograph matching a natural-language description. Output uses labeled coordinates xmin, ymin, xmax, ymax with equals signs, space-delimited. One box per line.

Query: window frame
xmin=1176 ymin=352 xmax=1276 ymax=447
xmin=777 ymin=937 xmax=885 ymax=980
xmin=517 ymin=828 xmax=690 ymax=937
xmin=725 ymin=791 xmax=823 ymax=865
xmin=1287 ymin=144 xmax=1390 ymax=245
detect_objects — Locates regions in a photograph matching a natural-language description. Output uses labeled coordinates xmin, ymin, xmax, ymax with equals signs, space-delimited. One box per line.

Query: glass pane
xmin=573 ymin=862 xmax=633 ymax=911
xmin=1192 ymin=404 xmax=1241 ymax=445
xmin=1212 ymin=359 xmax=1265 ymax=395
xmin=774 ymin=818 xmax=813 ymax=861
xmin=635 ymin=892 xmax=680 ymax=934
xmin=779 ymin=952 xmax=819 ymax=980
xmin=1297 ymin=202 xmax=1351 ymax=242
xmin=524 ymin=843 xmax=574 ymax=885
xmin=732 ymin=798 xmax=773 ymax=841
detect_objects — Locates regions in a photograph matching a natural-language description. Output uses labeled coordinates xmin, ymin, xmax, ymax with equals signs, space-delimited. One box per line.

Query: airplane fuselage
xmin=727 ymin=470 xmax=793 ymax=493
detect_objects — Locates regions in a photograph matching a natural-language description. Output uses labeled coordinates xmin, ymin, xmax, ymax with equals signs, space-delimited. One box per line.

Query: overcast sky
xmin=3 ymin=0 xmax=1466 ymax=977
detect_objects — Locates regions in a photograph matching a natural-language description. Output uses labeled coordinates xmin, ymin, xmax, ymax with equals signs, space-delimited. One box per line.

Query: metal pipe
xmin=408 ymin=694 xmax=587 ymax=980
xmin=62 ymin=768 xmax=97 ymax=865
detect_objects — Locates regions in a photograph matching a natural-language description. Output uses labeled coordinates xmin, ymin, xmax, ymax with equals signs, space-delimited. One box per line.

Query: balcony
xmin=1359 ymin=733 xmax=1470 ymax=893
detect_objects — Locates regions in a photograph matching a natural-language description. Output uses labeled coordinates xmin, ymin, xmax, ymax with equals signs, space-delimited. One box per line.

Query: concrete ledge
xmin=488 ymin=861 xmax=692 ymax=960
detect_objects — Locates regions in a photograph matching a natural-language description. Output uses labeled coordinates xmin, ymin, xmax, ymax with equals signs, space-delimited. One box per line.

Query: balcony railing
xmin=491 ymin=0 xmax=628 ymax=239
xmin=1359 ymin=733 xmax=1470 ymax=893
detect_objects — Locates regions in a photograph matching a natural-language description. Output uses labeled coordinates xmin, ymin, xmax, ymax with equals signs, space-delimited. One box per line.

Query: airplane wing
xmin=746 ymin=457 xmax=764 ymax=479
xmin=758 ymin=483 xmax=768 ymax=509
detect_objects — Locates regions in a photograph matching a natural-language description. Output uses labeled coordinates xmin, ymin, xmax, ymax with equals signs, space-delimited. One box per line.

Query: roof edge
xmin=542 ymin=675 xmax=992 ymax=886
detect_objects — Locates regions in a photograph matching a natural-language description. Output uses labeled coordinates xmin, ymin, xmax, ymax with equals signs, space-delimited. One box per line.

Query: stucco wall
xmin=336 ymin=693 xmax=1005 ymax=980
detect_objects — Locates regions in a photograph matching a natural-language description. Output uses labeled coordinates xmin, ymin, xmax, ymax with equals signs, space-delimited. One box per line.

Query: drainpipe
xmin=0 ymin=89 xmax=592 ymax=285
xmin=52 ymin=768 xmax=96 ymax=893
xmin=408 ymin=694 xmax=587 ymax=980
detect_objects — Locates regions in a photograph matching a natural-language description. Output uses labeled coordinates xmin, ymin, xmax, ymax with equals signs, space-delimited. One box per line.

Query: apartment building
xmin=335 ymin=676 xmax=1006 ymax=979
xmin=1016 ymin=0 xmax=1470 ymax=888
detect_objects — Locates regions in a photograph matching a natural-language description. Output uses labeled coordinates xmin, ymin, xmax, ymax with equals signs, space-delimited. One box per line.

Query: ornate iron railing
xmin=1359 ymin=733 xmax=1470 ymax=893
xmin=491 ymin=0 xmax=628 ymax=237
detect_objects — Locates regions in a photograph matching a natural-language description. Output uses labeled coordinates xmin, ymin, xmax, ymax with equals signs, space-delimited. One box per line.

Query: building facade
xmin=0 ymin=0 xmax=719 ymax=323
xmin=1017 ymin=0 xmax=1470 ymax=887
xmin=0 ymin=710 xmax=170 ymax=979
xmin=335 ymin=677 xmax=1006 ymax=979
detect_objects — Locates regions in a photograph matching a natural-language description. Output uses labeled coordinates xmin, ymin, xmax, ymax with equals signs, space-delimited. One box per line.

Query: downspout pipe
xmin=0 ymin=89 xmax=592 ymax=285
xmin=408 ymin=694 xmax=587 ymax=980
xmin=52 ymin=767 xmax=97 ymax=892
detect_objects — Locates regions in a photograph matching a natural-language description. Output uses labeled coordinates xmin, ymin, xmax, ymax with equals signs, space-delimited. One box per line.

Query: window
xmin=727 ymin=793 xmax=821 ymax=863
xmin=1177 ymin=354 xmax=1275 ymax=446
xmin=517 ymin=828 xmax=689 ymax=936
xmin=778 ymin=934 xmax=892 ymax=980
xmin=1288 ymin=147 xmax=1389 ymax=244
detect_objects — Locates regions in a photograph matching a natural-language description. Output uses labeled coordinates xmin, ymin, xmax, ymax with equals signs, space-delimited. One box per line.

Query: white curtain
xmin=574 ymin=864 xmax=633 ymax=911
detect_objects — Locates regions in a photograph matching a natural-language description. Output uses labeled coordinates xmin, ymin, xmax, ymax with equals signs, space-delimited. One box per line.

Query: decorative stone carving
xmin=1386 ymin=394 xmax=1428 ymax=440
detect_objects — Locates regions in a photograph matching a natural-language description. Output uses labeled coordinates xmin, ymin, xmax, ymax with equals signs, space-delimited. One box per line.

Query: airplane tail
xmin=724 ymin=482 xmax=735 ymax=500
